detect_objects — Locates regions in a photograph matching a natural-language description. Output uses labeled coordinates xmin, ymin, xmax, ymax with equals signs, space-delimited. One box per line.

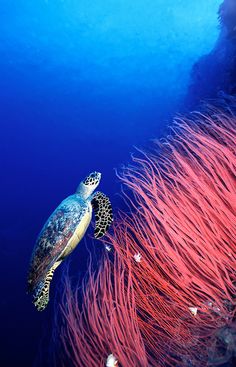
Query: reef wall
xmin=185 ymin=0 xmax=236 ymax=109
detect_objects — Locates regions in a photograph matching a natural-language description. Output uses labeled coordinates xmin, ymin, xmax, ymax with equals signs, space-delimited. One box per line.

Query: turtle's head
xmin=76 ymin=171 xmax=101 ymax=199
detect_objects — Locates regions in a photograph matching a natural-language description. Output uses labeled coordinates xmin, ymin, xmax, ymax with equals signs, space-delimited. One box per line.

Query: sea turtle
xmin=27 ymin=172 xmax=113 ymax=311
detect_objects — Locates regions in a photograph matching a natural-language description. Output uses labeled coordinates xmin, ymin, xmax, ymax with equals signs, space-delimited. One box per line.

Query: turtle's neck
xmin=76 ymin=183 xmax=94 ymax=200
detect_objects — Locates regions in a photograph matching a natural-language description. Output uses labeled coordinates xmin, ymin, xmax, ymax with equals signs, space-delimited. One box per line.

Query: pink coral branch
xmin=58 ymin=103 xmax=236 ymax=366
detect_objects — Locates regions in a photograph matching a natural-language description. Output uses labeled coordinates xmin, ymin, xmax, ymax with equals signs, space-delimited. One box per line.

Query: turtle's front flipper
xmin=32 ymin=260 xmax=61 ymax=311
xmin=91 ymin=192 xmax=113 ymax=238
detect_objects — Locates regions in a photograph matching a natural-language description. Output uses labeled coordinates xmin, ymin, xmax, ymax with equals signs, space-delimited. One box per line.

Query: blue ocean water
xmin=0 ymin=1 xmax=221 ymax=366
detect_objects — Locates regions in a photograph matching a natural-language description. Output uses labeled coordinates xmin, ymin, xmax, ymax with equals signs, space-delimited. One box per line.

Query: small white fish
xmin=134 ymin=252 xmax=142 ymax=263
xmin=189 ymin=307 xmax=198 ymax=316
xmin=106 ymin=353 xmax=118 ymax=367
xmin=105 ymin=245 xmax=112 ymax=252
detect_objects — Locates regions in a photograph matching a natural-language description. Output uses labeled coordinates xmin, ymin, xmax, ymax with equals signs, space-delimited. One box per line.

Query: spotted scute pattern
xmin=83 ymin=171 xmax=101 ymax=186
xmin=91 ymin=191 xmax=113 ymax=238
xmin=28 ymin=195 xmax=88 ymax=293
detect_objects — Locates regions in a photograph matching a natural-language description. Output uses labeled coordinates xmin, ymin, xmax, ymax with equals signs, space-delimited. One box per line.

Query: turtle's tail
xmin=32 ymin=261 xmax=60 ymax=311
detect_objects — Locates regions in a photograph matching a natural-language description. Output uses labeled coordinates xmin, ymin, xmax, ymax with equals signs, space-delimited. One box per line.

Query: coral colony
xmin=58 ymin=102 xmax=236 ymax=367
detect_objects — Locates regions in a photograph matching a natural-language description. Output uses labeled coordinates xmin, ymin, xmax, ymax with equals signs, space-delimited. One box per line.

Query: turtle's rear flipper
xmin=91 ymin=192 xmax=113 ymax=239
xmin=32 ymin=261 xmax=61 ymax=311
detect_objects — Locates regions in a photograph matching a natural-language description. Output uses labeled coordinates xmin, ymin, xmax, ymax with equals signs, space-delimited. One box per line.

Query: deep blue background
xmin=0 ymin=1 xmax=221 ymax=366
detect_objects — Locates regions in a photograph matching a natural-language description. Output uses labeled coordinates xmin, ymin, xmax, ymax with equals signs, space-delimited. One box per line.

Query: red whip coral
xmin=58 ymin=102 xmax=236 ymax=367
xmin=59 ymin=254 xmax=148 ymax=367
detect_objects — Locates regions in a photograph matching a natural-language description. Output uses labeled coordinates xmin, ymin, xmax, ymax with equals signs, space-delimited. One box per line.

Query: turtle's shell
xmin=28 ymin=194 xmax=89 ymax=292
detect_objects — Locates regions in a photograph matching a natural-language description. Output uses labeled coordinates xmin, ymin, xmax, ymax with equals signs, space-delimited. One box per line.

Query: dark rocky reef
xmin=185 ymin=0 xmax=236 ymax=109
xmin=219 ymin=0 xmax=236 ymax=38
